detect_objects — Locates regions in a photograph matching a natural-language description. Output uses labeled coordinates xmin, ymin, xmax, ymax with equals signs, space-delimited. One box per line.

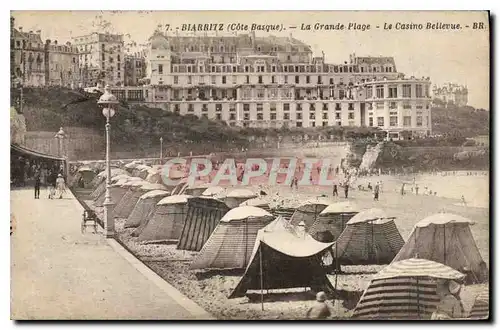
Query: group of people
xmin=33 ymin=167 xmax=66 ymax=199
xmin=11 ymin=157 xmax=67 ymax=199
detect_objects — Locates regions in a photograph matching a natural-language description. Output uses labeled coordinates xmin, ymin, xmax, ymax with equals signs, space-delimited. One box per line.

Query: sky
xmin=11 ymin=10 xmax=490 ymax=109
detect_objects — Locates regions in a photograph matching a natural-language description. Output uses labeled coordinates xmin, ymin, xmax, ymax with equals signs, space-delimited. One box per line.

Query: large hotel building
xmin=109 ymin=31 xmax=432 ymax=138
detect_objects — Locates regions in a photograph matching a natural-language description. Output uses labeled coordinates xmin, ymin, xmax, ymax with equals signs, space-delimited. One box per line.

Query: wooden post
xmin=259 ymin=246 xmax=264 ymax=311
xmin=443 ymin=225 xmax=446 ymax=264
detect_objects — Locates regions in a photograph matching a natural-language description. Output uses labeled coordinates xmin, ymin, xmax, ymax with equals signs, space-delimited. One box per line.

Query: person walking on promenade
xmin=401 ymin=183 xmax=406 ymax=196
xmin=306 ymin=292 xmax=332 ymax=320
xmin=374 ymin=183 xmax=380 ymax=201
xmin=56 ymin=174 xmax=66 ymax=199
xmin=33 ymin=169 xmax=41 ymax=199
xmin=344 ymin=182 xmax=349 ymax=199
xmin=333 ymin=183 xmax=338 ymax=197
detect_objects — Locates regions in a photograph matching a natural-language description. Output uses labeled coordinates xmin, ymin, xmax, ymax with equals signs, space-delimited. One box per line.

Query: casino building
xmin=110 ymin=30 xmax=432 ymax=138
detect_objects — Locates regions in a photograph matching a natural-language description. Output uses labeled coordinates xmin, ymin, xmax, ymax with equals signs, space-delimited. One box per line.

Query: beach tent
xmin=228 ymin=216 xmax=335 ymax=299
xmin=190 ymin=206 xmax=274 ymax=270
xmin=331 ymin=208 xmax=405 ymax=265
xmin=125 ymin=189 xmax=170 ymax=228
xmin=177 ymin=197 xmax=230 ymax=252
xmin=133 ymin=165 xmax=152 ymax=180
xmin=112 ymin=180 xmax=147 ymax=215
xmin=223 ymin=189 xmax=257 ymax=208
xmin=239 ymin=198 xmax=271 ymax=213
xmin=93 ymin=176 xmax=141 ymax=206
xmin=289 ymin=198 xmax=330 ymax=230
xmin=391 ymin=213 xmax=488 ymax=284
xmin=124 ymin=161 xmax=142 ymax=173
xmin=74 ymin=166 xmax=96 ymax=188
xmin=90 ymin=168 xmax=128 ymax=198
xmin=114 ymin=182 xmax=165 ymax=219
xmin=145 ymin=165 xmax=164 ymax=184
xmin=308 ymin=201 xmax=361 ymax=243
xmin=469 ymin=288 xmax=489 ymax=319
xmin=184 ymin=183 xmax=211 ymax=197
xmin=137 ymin=194 xmax=191 ymax=243
xmin=94 ymin=178 xmax=129 ymax=207
xmin=202 ymin=186 xmax=225 ymax=197
xmin=352 ymin=258 xmax=465 ymax=320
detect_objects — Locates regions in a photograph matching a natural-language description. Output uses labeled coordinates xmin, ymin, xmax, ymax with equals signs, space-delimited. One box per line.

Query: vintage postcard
xmin=10 ymin=10 xmax=490 ymax=320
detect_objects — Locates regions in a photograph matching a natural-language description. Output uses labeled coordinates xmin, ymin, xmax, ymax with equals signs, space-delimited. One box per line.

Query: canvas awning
xmin=11 ymin=143 xmax=65 ymax=161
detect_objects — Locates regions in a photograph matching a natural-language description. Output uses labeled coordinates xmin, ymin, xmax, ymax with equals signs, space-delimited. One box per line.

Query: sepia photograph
xmin=9 ymin=10 xmax=490 ymax=321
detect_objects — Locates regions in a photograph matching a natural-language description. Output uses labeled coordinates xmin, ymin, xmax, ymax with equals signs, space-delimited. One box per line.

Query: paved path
xmin=11 ymin=188 xmax=212 ymax=320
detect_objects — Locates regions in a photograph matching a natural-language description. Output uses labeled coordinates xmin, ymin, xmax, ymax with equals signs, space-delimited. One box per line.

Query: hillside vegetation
xmin=13 ymin=87 xmax=490 ymax=157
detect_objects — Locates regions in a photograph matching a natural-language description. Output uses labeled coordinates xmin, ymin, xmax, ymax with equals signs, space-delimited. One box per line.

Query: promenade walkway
xmin=11 ymin=188 xmax=212 ymax=320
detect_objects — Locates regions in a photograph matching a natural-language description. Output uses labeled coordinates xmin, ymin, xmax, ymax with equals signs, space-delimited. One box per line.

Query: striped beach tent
xmin=125 ymin=189 xmax=170 ymax=229
xmin=94 ymin=178 xmax=129 ymax=207
xmin=468 ymin=288 xmax=489 ymax=319
xmin=90 ymin=169 xmax=129 ymax=198
xmin=228 ymin=217 xmax=335 ymax=299
xmin=190 ymin=206 xmax=274 ymax=270
xmin=352 ymin=258 xmax=465 ymax=320
xmin=177 ymin=197 xmax=230 ymax=251
xmin=308 ymin=201 xmax=361 ymax=242
xmin=137 ymin=194 xmax=191 ymax=243
xmin=392 ymin=213 xmax=488 ymax=284
xmin=114 ymin=182 xmax=165 ymax=219
xmin=112 ymin=180 xmax=146 ymax=215
xmin=223 ymin=189 xmax=257 ymax=208
xmin=289 ymin=198 xmax=330 ymax=230
xmin=332 ymin=208 xmax=405 ymax=265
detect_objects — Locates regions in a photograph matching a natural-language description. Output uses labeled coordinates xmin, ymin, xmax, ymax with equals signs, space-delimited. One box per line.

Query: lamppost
xmin=54 ymin=127 xmax=66 ymax=157
xmin=97 ymin=85 xmax=118 ymax=238
xmin=159 ymin=137 xmax=163 ymax=163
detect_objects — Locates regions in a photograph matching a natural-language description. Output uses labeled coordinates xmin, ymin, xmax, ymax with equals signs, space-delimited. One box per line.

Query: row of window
xmin=170 ymin=63 xmax=395 ymax=74
xmin=366 ymin=84 xmax=430 ymax=98
xmin=368 ymin=116 xmax=428 ymax=127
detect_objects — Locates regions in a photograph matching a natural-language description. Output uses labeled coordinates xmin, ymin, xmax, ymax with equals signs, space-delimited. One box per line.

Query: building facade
xmin=124 ymin=52 xmax=147 ymax=86
xmin=45 ymin=40 xmax=80 ymax=87
xmin=72 ymin=32 xmax=125 ymax=87
xmin=11 ymin=18 xmax=46 ymax=87
xmin=111 ymin=31 xmax=433 ymax=137
xmin=10 ymin=17 xmax=80 ymax=88
xmin=432 ymin=83 xmax=468 ymax=107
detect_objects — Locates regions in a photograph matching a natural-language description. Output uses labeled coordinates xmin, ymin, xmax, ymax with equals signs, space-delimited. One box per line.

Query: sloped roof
xmin=374 ymin=258 xmax=465 ymax=280
xmin=220 ymin=206 xmax=272 ymax=222
xmin=416 ymin=213 xmax=474 ymax=228
xmin=347 ymin=208 xmax=395 ymax=225
xmin=321 ymin=201 xmax=361 ymax=215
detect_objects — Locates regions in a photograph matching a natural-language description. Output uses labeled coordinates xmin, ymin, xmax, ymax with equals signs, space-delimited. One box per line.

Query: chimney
xmin=19 ymin=27 xmax=23 ymax=32
xmin=29 ymin=30 xmax=33 ymax=34
xmin=54 ymin=40 xmax=58 ymax=45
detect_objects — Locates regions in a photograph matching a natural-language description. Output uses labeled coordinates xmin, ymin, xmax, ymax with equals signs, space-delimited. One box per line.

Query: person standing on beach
xmin=415 ymin=184 xmax=419 ymax=195
xmin=344 ymin=182 xmax=349 ymax=198
xmin=306 ymin=292 xmax=332 ymax=320
xmin=33 ymin=169 xmax=41 ymax=199
xmin=374 ymin=183 xmax=380 ymax=201
xmin=401 ymin=183 xmax=406 ymax=196
xmin=333 ymin=183 xmax=338 ymax=197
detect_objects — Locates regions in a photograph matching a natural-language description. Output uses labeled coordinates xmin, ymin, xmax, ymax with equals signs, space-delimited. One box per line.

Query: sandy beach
xmin=102 ymin=172 xmax=489 ymax=320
